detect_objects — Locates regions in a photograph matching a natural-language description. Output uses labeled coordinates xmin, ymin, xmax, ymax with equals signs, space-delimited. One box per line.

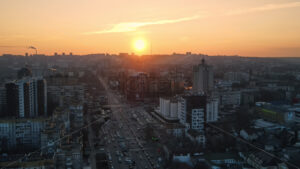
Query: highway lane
xmin=98 ymin=76 xmax=155 ymax=169
xmin=87 ymin=114 xmax=97 ymax=169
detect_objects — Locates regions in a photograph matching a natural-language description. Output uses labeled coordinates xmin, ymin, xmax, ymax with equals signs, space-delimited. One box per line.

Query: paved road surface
xmin=97 ymin=76 xmax=161 ymax=169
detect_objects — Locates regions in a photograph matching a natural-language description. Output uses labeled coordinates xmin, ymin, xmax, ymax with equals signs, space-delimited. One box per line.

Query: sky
xmin=0 ymin=0 xmax=300 ymax=57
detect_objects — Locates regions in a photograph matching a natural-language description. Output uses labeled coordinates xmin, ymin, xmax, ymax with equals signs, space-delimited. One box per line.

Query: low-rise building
xmin=0 ymin=159 xmax=55 ymax=169
xmin=244 ymin=152 xmax=283 ymax=169
xmin=224 ymin=71 xmax=250 ymax=82
xmin=219 ymin=90 xmax=241 ymax=108
xmin=0 ymin=118 xmax=46 ymax=150
xmin=255 ymin=103 xmax=297 ymax=124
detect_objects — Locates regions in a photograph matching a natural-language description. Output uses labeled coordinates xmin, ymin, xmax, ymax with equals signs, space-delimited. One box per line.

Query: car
xmin=124 ymin=158 xmax=131 ymax=163
xmin=118 ymin=157 xmax=122 ymax=163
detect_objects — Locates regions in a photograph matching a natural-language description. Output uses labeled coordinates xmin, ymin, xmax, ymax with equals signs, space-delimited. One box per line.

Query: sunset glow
xmin=1 ymin=0 xmax=300 ymax=167
xmin=0 ymin=0 xmax=300 ymax=57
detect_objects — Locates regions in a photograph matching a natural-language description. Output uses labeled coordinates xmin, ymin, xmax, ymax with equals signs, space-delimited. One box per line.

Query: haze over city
xmin=1 ymin=0 xmax=300 ymax=56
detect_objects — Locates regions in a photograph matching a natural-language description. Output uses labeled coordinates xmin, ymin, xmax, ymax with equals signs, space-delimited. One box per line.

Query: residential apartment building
xmin=5 ymin=77 xmax=47 ymax=118
xmin=0 ymin=118 xmax=46 ymax=149
xmin=193 ymin=59 xmax=214 ymax=94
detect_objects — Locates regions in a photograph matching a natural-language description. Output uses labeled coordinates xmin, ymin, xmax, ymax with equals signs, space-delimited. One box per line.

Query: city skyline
xmin=1 ymin=44 xmax=300 ymax=169
xmin=1 ymin=0 xmax=300 ymax=57
xmin=1 ymin=1 xmax=300 ymax=168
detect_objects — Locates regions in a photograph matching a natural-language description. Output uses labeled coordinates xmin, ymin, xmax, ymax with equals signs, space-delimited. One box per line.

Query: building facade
xmin=0 ymin=86 xmax=6 ymax=116
xmin=0 ymin=118 xmax=45 ymax=149
xmin=5 ymin=77 xmax=47 ymax=118
xmin=206 ymin=97 xmax=219 ymax=122
xmin=178 ymin=95 xmax=207 ymax=145
xmin=219 ymin=90 xmax=241 ymax=107
xmin=192 ymin=59 xmax=214 ymax=94
xmin=159 ymin=98 xmax=179 ymax=119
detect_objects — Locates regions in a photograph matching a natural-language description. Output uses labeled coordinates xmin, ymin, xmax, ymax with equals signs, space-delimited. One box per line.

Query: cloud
xmin=84 ymin=15 xmax=201 ymax=35
xmin=83 ymin=1 xmax=300 ymax=35
xmin=227 ymin=1 xmax=300 ymax=16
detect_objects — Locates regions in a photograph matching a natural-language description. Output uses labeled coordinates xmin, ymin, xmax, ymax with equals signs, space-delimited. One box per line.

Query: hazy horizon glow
xmin=0 ymin=0 xmax=300 ymax=57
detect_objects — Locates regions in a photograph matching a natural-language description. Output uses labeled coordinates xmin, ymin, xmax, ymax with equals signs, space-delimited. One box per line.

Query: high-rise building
xmin=192 ymin=59 xmax=214 ymax=93
xmin=37 ymin=79 xmax=47 ymax=116
xmin=5 ymin=83 xmax=20 ymax=117
xmin=0 ymin=86 xmax=6 ymax=116
xmin=159 ymin=97 xmax=179 ymax=119
xmin=178 ymin=94 xmax=207 ymax=145
xmin=206 ymin=97 xmax=219 ymax=122
xmin=5 ymin=78 xmax=47 ymax=118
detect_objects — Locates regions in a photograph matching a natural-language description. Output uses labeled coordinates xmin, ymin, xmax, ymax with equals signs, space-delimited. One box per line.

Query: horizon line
xmin=1 ymin=53 xmax=300 ymax=58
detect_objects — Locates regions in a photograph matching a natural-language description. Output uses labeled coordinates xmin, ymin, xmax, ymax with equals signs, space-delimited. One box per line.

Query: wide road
xmin=98 ymin=76 xmax=160 ymax=169
xmin=87 ymin=114 xmax=97 ymax=169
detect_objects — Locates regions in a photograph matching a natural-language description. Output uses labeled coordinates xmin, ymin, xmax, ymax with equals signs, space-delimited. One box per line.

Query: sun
xmin=133 ymin=39 xmax=146 ymax=52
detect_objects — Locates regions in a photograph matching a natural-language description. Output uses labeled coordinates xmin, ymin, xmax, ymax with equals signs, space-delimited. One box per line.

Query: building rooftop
xmin=204 ymin=152 xmax=241 ymax=161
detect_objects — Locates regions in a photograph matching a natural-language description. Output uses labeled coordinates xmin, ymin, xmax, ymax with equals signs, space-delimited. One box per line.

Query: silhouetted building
xmin=5 ymin=77 xmax=47 ymax=118
xmin=5 ymin=83 xmax=19 ymax=117
xmin=206 ymin=97 xmax=219 ymax=122
xmin=178 ymin=94 xmax=207 ymax=145
xmin=0 ymin=86 xmax=7 ymax=116
xmin=17 ymin=67 xmax=32 ymax=79
xmin=46 ymin=75 xmax=84 ymax=107
xmin=126 ymin=72 xmax=148 ymax=101
xmin=193 ymin=59 xmax=214 ymax=93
